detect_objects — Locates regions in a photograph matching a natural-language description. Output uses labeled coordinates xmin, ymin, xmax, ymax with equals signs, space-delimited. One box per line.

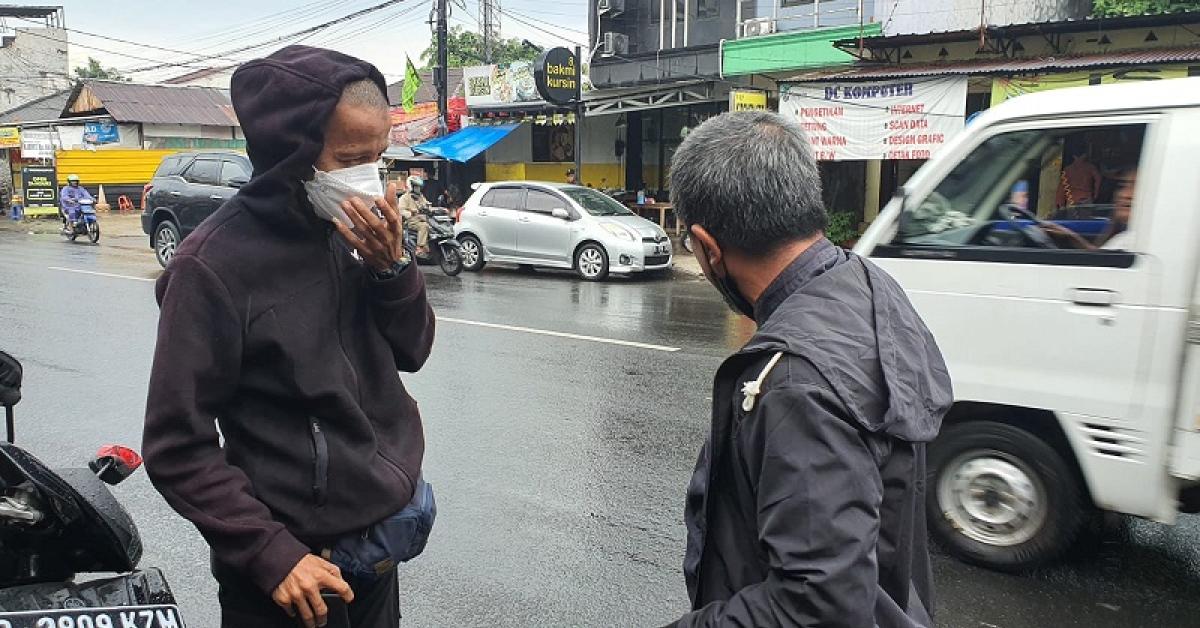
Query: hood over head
xmin=745 ymin=255 xmax=952 ymax=443
xmin=230 ymin=45 xmax=387 ymax=230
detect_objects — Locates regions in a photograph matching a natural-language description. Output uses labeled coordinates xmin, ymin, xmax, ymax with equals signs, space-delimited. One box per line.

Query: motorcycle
xmin=61 ymin=198 xmax=99 ymax=244
xmin=0 ymin=351 xmax=184 ymax=626
xmin=407 ymin=208 xmax=463 ymax=277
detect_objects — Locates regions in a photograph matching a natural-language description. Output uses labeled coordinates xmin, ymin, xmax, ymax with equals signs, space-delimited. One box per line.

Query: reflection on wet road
xmin=1 ymin=231 xmax=1198 ymax=627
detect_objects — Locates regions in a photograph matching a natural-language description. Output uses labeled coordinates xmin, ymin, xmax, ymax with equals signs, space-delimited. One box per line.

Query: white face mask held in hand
xmin=304 ymin=163 xmax=384 ymax=224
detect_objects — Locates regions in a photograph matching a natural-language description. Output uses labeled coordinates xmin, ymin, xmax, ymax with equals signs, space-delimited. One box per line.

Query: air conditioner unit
xmin=597 ymin=0 xmax=625 ymax=17
xmin=601 ymin=32 xmax=630 ymax=57
xmin=741 ymin=18 xmax=776 ymax=38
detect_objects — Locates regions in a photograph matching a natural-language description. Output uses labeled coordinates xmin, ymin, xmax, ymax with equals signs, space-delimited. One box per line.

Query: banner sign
xmin=729 ymin=90 xmax=768 ymax=112
xmin=0 ymin=126 xmax=19 ymax=149
xmin=780 ymin=77 xmax=968 ymax=161
xmin=20 ymin=130 xmax=54 ymax=160
xmin=990 ymin=65 xmax=1191 ymax=106
xmin=21 ymin=165 xmax=57 ymax=209
xmin=83 ymin=121 xmax=120 ymax=145
xmin=464 ymin=62 xmax=539 ymax=108
xmin=534 ymin=47 xmax=579 ymax=105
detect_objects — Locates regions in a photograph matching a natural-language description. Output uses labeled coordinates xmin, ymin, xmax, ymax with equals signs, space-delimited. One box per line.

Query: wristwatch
xmin=370 ymin=256 xmax=411 ymax=281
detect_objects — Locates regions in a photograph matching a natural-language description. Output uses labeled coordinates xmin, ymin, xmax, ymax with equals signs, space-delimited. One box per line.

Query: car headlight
xmin=601 ymin=223 xmax=636 ymax=241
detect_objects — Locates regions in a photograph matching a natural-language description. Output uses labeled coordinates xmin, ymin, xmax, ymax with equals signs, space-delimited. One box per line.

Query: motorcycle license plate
xmin=0 ymin=605 xmax=185 ymax=628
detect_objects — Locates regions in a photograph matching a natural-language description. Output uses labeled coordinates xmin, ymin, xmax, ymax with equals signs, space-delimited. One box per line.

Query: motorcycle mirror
xmin=0 ymin=351 xmax=23 ymax=444
xmin=89 ymin=445 xmax=143 ymax=486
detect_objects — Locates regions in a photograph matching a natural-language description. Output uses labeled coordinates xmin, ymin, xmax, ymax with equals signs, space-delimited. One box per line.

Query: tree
xmin=1093 ymin=0 xmax=1200 ymax=16
xmin=73 ymin=57 xmax=125 ymax=81
xmin=419 ymin=26 xmax=541 ymax=68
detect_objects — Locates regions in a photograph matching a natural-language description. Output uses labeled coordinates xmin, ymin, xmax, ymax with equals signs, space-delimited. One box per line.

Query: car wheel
xmin=575 ymin=243 xmax=609 ymax=281
xmin=928 ymin=421 xmax=1085 ymax=572
xmin=459 ymin=235 xmax=486 ymax=272
xmin=155 ymin=220 xmax=181 ymax=269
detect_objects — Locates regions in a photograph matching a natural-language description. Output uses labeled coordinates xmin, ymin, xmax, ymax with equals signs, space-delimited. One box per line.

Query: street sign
xmin=729 ymin=90 xmax=768 ymax=111
xmin=21 ymin=165 xmax=57 ymax=212
xmin=0 ymin=126 xmax=19 ymax=149
xmin=534 ymin=47 xmax=579 ymax=105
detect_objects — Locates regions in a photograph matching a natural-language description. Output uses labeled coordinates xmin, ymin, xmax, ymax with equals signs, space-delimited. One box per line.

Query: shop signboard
xmin=780 ymin=77 xmax=968 ymax=161
xmin=989 ymin=65 xmax=1191 ymax=106
xmin=729 ymin=90 xmax=768 ymax=112
xmin=83 ymin=121 xmax=120 ymax=145
xmin=20 ymin=130 xmax=54 ymax=160
xmin=464 ymin=61 xmax=539 ymax=108
xmin=21 ymin=165 xmax=57 ymax=211
xmin=0 ymin=126 xmax=19 ymax=149
xmin=534 ymin=47 xmax=579 ymax=105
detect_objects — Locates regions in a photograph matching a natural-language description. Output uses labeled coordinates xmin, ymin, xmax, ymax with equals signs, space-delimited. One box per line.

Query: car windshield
xmin=562 ymin=187 xmax=633 ymax=217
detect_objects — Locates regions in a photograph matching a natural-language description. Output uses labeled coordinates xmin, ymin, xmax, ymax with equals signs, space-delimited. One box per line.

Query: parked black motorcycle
xmin=0 ymin=351 xmax=184 ymax=627
xmin=407 ymin=208 xmax=462 ymax=277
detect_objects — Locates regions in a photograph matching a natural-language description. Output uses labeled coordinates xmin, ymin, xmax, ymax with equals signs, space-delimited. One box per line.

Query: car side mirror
xmin=228 ymin=176 xmax=249 ymax=189
xmin=552 ymin=208 xmax=571 ymax=220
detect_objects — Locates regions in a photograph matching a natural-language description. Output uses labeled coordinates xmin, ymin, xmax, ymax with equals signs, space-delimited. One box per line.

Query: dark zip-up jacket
xmin=672 ymin=240 xmax=952 ymax=627
xmin=142 ymin=46 xmax=435 ymax=595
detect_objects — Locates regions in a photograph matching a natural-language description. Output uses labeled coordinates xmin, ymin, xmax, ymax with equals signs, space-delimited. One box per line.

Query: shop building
xmin=0 ymin=80 xmax=243 ymax=214
xmin=775 ymin=9 xmax=1200 ymax=231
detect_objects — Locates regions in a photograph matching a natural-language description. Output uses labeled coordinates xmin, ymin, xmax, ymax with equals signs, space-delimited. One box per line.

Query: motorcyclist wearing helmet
xmin=59 ymin=174 xmax=93 ymax=230
xmin=398 ymin=175 xmax=431 ymax=256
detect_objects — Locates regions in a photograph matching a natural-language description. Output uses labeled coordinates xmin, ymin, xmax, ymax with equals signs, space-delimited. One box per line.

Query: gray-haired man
xmin=663 ymin=111 xmax=953 ymax=627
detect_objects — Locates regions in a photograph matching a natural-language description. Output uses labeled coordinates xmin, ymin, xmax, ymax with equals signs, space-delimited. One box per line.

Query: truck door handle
xmin=210 ymin=195 xmax=224 ymax=200
xmin=1070 ymin=288 xmax=1116 ymax=306
xmin=169 ymin=191 xmax=182 ymax=197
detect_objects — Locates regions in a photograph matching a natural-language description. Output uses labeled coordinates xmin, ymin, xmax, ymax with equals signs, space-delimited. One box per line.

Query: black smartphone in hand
xmin=320 ymin=591 xmax=351 ymax=628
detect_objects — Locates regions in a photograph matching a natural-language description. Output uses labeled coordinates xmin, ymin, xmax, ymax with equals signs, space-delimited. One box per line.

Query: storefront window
xmin=532 ymin=123 xmax=574 ymax=163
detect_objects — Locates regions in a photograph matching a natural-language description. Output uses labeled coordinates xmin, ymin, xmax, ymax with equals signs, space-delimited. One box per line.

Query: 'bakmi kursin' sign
xmin=535 ymin=47 xmax=580 ymax=105
xmin=779 ymin=77 xmax=968 ymax=161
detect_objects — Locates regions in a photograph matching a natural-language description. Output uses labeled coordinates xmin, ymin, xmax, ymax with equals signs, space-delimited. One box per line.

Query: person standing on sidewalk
xmin=142 ymin=46 xmax=434 ymax=628
xmin=662 ymin=111 xmax=953 ymax=627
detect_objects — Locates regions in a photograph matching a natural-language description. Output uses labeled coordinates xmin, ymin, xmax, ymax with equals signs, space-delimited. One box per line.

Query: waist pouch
xmin=323 ymin=476 xmax=436 ymax=583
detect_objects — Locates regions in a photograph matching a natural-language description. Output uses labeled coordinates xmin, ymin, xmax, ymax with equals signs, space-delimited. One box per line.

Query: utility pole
xmin=481 ymin=0 xmax=500 ymax=63
xmin=435 ymin=0 xmax=449 ymax=135
xmin=573 ymin=45 xmax=582 ymax=186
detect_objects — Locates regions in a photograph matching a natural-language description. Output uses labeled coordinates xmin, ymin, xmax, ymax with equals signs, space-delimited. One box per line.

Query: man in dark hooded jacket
xmin=143 ymin=46 xmax=433 ymax=627
xmin=663 ymin=111 xmax=953 ymax=627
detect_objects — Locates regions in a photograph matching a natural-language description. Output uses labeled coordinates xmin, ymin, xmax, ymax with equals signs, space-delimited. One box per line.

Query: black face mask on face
xmin=697 ymin=240 xmax=755 ymax=320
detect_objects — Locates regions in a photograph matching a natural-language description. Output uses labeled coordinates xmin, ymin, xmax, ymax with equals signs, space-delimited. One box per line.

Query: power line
xmin=502 ymin=7 xmax=589 ymax=36
xmin=498 ymin=8 xmax=587 ymax=46
xmin=13 ymin=16 xmax=245 ymax=67
xmin=121 ymin=0 xmax=414 ymax=74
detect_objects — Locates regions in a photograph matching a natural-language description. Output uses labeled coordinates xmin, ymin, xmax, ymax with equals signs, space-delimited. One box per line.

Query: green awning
xmin=722 ymin=23 xmax=883 ymax=77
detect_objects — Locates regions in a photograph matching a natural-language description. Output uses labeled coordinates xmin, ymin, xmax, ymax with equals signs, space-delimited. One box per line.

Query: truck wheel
xmin=928 ymin=421 xmax=1085 ymax=572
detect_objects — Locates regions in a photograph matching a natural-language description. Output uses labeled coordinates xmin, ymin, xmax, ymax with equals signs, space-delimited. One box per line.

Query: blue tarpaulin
xmin=412 ymin=123 xmax=520 ymax=162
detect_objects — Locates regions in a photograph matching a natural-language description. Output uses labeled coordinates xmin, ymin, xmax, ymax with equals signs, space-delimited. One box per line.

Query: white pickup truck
xmin=854 ymin=78 xmax=1200 ymax=570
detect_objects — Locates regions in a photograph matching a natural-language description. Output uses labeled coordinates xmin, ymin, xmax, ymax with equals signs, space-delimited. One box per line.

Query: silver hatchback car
xmin=454 ymin=181 xmax=673 ymax=281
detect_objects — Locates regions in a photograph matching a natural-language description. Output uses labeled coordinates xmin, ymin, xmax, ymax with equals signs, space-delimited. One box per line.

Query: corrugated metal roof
xmin=836 ymin=11 xmax=1200 ymax=49
xmin=785 ymin=46 xmax=1200 ymax=82
xmin=0 ymin=89 xmax=71 ymax=124
xmin=69 ymin=80 xmax=238 ymax=126
xmin=387 ymin=68 xmax=464 ymax=106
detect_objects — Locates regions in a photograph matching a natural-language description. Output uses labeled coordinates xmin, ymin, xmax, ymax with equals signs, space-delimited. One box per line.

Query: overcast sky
xmin=31 ymin=0 xmax=590 ymax=83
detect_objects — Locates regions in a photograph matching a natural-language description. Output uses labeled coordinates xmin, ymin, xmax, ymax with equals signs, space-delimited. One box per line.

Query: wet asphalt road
xmin=1 ymin=230 xmax=1199 ymax=627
